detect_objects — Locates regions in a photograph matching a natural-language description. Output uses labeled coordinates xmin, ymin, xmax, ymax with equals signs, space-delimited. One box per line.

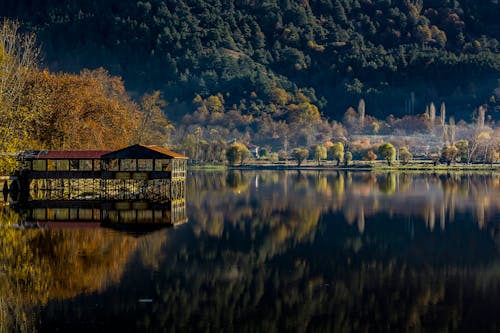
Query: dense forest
xmin=0 ymin=1 xmax=499 ymax=167
xmin=0 ymin=0 xmax=499 ymax=120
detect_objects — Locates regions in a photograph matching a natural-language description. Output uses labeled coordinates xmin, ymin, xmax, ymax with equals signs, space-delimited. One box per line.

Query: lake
xmin=1 ymin=170 xmax=500 ymax=332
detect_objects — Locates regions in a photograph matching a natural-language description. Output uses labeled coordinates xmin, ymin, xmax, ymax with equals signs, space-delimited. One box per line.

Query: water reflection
xmin=1 ymin=171 xmax=500 ymax=331
xmin=190 ymin=171 xmax=500 ymax=240
xmin=0 ymin=206 xmax=178 ymax=331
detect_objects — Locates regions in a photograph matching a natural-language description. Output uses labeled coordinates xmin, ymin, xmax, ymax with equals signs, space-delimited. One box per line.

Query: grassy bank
xmin=190 ymin=160 xmax=500 ymax=172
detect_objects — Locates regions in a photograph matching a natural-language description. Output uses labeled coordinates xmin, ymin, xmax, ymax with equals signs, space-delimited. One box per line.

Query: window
xmin=154 ymin=159 xmax=171 ymax=171
xmin=70 ymin=160 xmax=79 ymax=171
xmin=32 ymin=160 xmax=46 ymax=171
xmin=93 ymin=159 xmax=101 ymax=171
xmin=120 ymin=159 xmax=136 ymax=171
xmin=56 ymin=160 xmax=69 ymax=171
xmin=47 ymin=160 xmax=56 ymax=171
xmin=32 ymin=208 xmax=46 ymax=220
xmin=106 ymin=159 xmax=119 ymax=171
xmin=79 ymin=160 xmax=92 ymax=171
xmin=138 ymin=159 xmax=153 ymax=171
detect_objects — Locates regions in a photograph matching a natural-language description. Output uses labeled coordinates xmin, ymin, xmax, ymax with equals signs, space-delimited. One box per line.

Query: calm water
xmin=2 ymin=171 xmax=500 ymax=332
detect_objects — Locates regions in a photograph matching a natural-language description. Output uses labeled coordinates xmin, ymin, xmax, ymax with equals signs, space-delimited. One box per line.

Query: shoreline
xmin=189 ymin=162 xmax=500 ymax=172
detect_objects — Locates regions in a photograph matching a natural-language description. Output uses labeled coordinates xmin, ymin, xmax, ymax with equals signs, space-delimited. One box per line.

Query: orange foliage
xmin=26 ymin=68 xmax=141 ymax=149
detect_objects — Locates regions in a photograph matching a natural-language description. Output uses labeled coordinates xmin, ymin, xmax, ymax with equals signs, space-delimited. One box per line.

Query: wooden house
xmin=20 ymin=144 xmax=188 ymax=201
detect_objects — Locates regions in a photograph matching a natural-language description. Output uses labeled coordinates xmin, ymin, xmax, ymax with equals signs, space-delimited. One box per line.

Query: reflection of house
xmin=23 ymin=199 xmax=188 ymax=229
xmin=20 ymin=144 xmax=188 ymax=201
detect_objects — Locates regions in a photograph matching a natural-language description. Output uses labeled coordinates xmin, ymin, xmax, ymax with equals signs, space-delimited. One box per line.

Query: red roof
xmin=35 ymin=150 xmax=111 ymax=159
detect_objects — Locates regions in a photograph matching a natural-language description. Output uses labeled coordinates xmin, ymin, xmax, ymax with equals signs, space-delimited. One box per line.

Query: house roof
xmin=144 ymin=145 xmax=188 ymax=159
xmin=34 ymin=150 xmax=112 ymax=159
xmin=101 ymin=144 xmax=188 ymax=159
xmin=26 ymin=144 xmax=187 ymax=160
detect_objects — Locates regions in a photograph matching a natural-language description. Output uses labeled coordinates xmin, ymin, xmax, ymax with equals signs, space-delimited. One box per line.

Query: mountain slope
xmin=1 ymin=0 xmax=499 ymax=119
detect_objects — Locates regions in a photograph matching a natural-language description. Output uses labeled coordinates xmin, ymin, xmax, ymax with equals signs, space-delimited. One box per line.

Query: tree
xmin=428 ymin=103 xmax=436 ymax=134
xmin=358 ymin=99 xmax=366 ymax=130
xmin=329 ymin=142 xmax=344 ymax=166
xmin=449 ymin=117 xmax=456 ymax=144
xmin=138 ymin=90 xmax=173 ymax=145
xmin=226 ymin=142 xmax=250 ymax=166
xmin=291 ymin=148 xmax=309 ymax=166
xmin=269 ymin=87 xmax=291 ymax=106
xmin=0 ymin=20 xmax=40 ymax=173
xmin=399 ymin=147 xmax=413 ymax=165
xmin=344 ymin=151 xmax=353 ymax=166
xmin=378 ymin=143 xmax=396 ymax=166
xmin=485 ymin=148 xmax=499 ymax=166
xmin=365 ymin=150 xmax=377 ymax=163
xmin=313 ymin=145 xmax=327 ymax=166
xmin=28 ymin=69 xmax=141 ymax=150
xmin=441 ymin=145 xmax=458 ymax=166
xmin=455 ymin=140 xmax=469 ymax=163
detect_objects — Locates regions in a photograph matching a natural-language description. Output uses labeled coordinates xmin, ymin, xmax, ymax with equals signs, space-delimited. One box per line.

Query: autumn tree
xmin=226 ymin=142 xmax=251 ymax=166
xmin=365 ymin=150 xmax=377 ymax=163
xmin=441 ymin=145 xmax=458 ymax=166
xmin=329 ymin=142 xmax=344 ymax=166
xmin=0 ymin=20 xmax=40 ymax=173
xmin=399 ymin=147 xmax=413 ymax=165
xmin=344 ymin=151 xmax=353 ymax=166
xmin=28 ymin=69 xmax=141 ymax=150
xmin=455 ymin=140 xmax=469 ymax=163
xmin=138 ymin=90 xmax=174 ymax=145
xmin=485 ymin=147 xmax=499 ymax=166
xmin=291 ymin=148 xmax=309 ymax=166
xmin=378 ymin=143 xmax=396 ymax=166
xmin=313 ymin=145 xmax=327 ymax=166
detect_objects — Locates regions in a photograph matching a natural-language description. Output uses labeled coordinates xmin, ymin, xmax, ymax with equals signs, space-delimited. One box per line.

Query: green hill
xmin=1 ymin=0 xmax=499 ymax=119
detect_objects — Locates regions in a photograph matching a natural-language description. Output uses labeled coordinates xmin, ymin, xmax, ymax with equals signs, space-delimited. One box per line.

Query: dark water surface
xmin=2 ymin=171 xmax=500 ymax=332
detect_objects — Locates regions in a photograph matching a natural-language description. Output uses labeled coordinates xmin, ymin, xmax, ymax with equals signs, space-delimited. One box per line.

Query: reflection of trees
xmin=38 ymin=211 xmax=500 ymax=332
xmin=188 ymin=171 xmax=326 ymax=258
xmin=378 ymin=172 xmax=396 ymax=195
xmin=188 ymin=171 xmax=500 ymax=254
xmin=17 ymin=171 xmax=500 ymax=331
xmin=0 ymin=208 xmax=168 ymax=331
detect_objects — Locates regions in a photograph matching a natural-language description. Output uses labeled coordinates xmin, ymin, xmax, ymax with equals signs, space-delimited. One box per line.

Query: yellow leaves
xmin=306 ymin=40 xmax=325 ymax=52
xmin=27 ymin=68 xmax=141 ymax=149
xmin=269 ymin=87 xmax=291 ymax=106
xmin=205 ymin=95 xmax=224 ymax=113
xmin=478 ymin=131 xmax=491 ymax=141
xmin=287 ymin=102 xmax=321 ymax=124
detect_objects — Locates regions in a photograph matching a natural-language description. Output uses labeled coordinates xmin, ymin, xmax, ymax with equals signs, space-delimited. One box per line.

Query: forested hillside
xmin=1 ymin=0 xmax=499 ymax=120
